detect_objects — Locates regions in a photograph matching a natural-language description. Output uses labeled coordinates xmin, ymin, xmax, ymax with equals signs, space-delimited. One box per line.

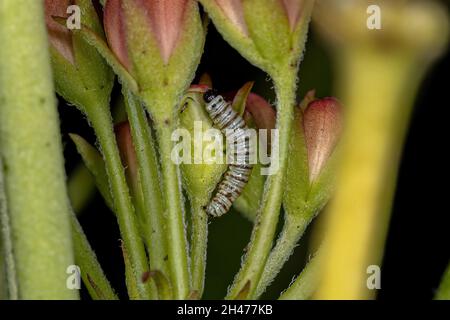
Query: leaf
xmin=70 ymin=210 xmax=118 ymax=300
xmin=232 ymin=81 xmax=254 ymax=116
xmin=69 ymin=133 xmax=113 ymax=211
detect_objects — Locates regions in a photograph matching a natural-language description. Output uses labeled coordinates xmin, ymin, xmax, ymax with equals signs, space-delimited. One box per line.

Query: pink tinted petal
xmin=44 ymin=0 xmax=75 ymax=64
xmin=303 ymin=97 xmax=342 ymax=182
xmin=281 ymin=0 xmax=303 ymax=30
xmin=215 ymin=0 xmax=248 ymax=36
xmin=140 ymin=0 xmax=189 ymax=64
xmin=104 ymin=0 xmax=131 ymax=70
xmin=245 ymin=93 xmax=276 ymax=130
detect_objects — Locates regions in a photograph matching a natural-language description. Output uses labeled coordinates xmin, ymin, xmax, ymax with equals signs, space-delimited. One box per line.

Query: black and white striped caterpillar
xmin=202 ymin=89 xmax=254 ymax=217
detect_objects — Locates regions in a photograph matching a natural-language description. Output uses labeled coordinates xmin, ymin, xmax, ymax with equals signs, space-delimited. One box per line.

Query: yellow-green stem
xmin=87 ymin=105 xmax=153 ymax=299
xmin=279 ymin=246 xmax=324 ymax=300
xmin=226 ymin=71 xmax=297 ymax=299
xmin=123 ymin=90 xmax=169 ymax=288
xmin=0 ymin=0 xmax=77 ymax=299
xmin=154 ymin=119 xmax=190 ymax=299
xmin=255 ymin=212 xmax=313 ymax=298
xmin=315 ymin=48 xmax=427 ymax=299
xmin=190 ymin=203 xmax=208 ymax=297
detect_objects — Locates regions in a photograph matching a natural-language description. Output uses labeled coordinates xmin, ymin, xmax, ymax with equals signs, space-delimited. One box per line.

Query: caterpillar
xmin=202 ymin=89 xmax=254 ymax=217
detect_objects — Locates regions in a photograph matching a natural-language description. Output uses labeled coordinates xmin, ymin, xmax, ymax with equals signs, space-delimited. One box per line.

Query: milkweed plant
xmin=0 ymin=0 xmax=448 ymax=300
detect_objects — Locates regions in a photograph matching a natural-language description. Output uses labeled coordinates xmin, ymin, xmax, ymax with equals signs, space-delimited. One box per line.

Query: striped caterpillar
xmin=202 ymin=89 xmax=254 ymax=217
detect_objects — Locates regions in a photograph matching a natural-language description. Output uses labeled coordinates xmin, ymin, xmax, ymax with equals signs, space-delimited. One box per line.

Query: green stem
xmin=255 ymin=212 xmax=313 ymax=298
xmin=190 ymin=203 xmax=208 ymax=297
xmin=70 ymin=210 xmax=118 ymax=300
xmin=123 ymin=90 xmax=169 ymax=285
xmin=0 ymin=0 xmax=77 ymax=299
xmin=154 ymin=119 xmax=190 ymax=300
xmin=86 ymin=104 xmax=152 ymax=299
xmin=226 ymin=71 xmax=297 ymax=299
xmin=435 ymin=261 xmax=450 ymax=300
xmin=0 ymin=157 xmax=18 ymax=300
xmin=279 ymin=246 xmax=323 ymax=300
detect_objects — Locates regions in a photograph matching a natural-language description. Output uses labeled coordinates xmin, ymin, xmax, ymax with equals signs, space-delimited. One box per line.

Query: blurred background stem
xmin=0 ymin=0 xmax=77 ymax=299
xmin=316 ymin=48 xmax=438 ymax=299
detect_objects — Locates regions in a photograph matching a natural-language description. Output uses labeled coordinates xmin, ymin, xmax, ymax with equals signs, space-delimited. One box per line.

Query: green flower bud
xmin=45 ymin=0 xmax=114 ymax=113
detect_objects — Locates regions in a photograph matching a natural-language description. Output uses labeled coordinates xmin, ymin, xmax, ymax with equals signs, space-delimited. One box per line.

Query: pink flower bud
xmin=281 ymin=0 xmax=304 ymax=30
xmin=303 ymin=97 xmax=342 ymax=182
xmin=214 ymin=0 xmax=248 ymax=35
xmin=104 ymin=0 xmax=193 ymax=67
xmin=44 ymin=0 xmax=75 ymax=64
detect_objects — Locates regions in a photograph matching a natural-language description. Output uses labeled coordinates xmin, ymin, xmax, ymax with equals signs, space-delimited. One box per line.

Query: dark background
xmin=59 ymin=18 xmax=450 ymax=300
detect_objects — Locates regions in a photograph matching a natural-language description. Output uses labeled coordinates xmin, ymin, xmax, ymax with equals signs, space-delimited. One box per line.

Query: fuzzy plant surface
xmin=0 ymin=0 xmax=448 ymax=301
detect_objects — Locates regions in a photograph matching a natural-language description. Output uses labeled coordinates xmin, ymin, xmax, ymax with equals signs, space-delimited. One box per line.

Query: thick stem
xmin=87 ymin=105 xmax=153 ymax=299
xmin=0 ymin=0 xmax=77 ymax=299
xmin=190 ymin=203 xmax=208 ymax=297
xmin=255 ymin=213 xmax=313 ymax=298
xmin=70 ymin=210 xmax=118 ymax=300
xmin=315 ymin=49 xmax=426 ymax=299
xmin=123 ymin=90 xmax=169 ymax=286
xmin=154 ymin=119 xmax=190 ymax=300
xmin=226 ymin=71 xmax=297 ymax=299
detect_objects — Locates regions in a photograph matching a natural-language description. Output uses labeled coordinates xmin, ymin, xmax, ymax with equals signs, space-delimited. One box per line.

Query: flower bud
xmin=45 ymin=0 xmax=75 ymax=64
xmin=104 ymin=0 xmax=205 ymax=117
xmin=44 ymin=0 xmax=114 ymax=113
xmin=303 ymin=97 xmax=342 ymax=182
xmin=199 ymin=0 xmax=315 ymax=74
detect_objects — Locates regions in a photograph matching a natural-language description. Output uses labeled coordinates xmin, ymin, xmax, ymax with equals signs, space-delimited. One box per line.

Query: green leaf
xmin=232 ymin=81 xmax=254 ymax=116
xmin=70 ymin=210 xmax=118 ymax=300
xmin=69 ymin=134 xmax=113 ymax=211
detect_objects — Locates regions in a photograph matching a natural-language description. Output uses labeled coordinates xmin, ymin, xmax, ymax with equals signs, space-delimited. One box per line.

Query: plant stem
xmin=70 ymin=210 xmax=118 ymax=300
xmin=0 ymin=157 xmax=18 ymax=300
xmin=87 ymin=104 xmax=153 ymax=299
xmin=190 ymin=203 xmax=208 ymax=297
xmin=255 ymin=212 xmax=313 ymax=298
xmin=0 ymin=0 xmax=77 ymax=299
xmin=315 ymin=49 xmax=426 ymax=299
xmin=123 ymin=90 xmax=169 ymax=285
xmin=154 ymin=119 xmax=190 ymax=300
xmin=279 ymin=246 xmax=323 ymax=300
xmin=226 ymin=71 xmax=297 ymax=299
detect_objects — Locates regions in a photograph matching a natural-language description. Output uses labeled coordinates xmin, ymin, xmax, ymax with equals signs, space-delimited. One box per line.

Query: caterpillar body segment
xmin=203 ymin=90 xmax=254 ymax=217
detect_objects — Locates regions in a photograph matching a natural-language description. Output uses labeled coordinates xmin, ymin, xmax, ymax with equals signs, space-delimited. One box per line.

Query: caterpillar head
xmin=203 ymin=89 xmax=218 ymax=103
